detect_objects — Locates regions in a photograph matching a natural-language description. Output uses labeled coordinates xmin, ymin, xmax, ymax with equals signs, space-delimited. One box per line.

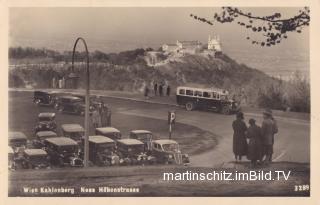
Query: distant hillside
xmin=9 ymin=47 xmax=310 ymax=112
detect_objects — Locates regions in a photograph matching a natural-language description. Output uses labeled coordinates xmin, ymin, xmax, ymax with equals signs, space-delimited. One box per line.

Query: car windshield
xmin=29 ymin=155 xmax=47 ymax=163
xmin=68 ymin=133 xmax=83 ymax=141
xmin=128 ymin=144 xmax=144 ymax=154
xmin=59 ymin=145 xmax=77 ymax=153
xmin=162 ymin=143 xmax=179 ymax=152
xmin=39 ymin=117 xmax=53 ymax=121
xmin=71 ymin=99 xmax=83 ymax=103
xmin=10 ymin=139 xmax=27 ymax=146
xmin=136 ymin=134 xmax=152 ymax=141
xmin=97 ymin=143 xmax=115 ymax=153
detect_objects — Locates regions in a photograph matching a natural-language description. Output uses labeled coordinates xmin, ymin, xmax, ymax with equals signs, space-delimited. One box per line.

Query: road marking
xmin=273 ymin=150 xmax=286 ymax=161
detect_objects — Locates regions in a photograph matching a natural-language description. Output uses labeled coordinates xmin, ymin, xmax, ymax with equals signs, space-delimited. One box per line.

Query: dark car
xmin=20 ymin=149 xmax=50 ymax=169
xmin=176 ymin=86 xmax=240 ymax=114
xmin=116 ymin=139 xmax=154 ymax=165
xmin=72 ymin=94 xmax=104 ymax=109
xmin=129 ymin=130 xmax=153 ymax=152
xmin=95 ymin=127 xmax=121 ymax=140
xmin=9 ymin=132 xmax=27 ymax=152
xmin=61 ymin=124 xmax=84 ymax=144
xmin=43 ymin=137 xmax=83 ymax=167
xmin=54 ymin=96 xmax=87 ymax=115
xmin=152 ymin=139 xmax=189 ymax=165
xmin=86 ymin=135 xmax=119 ymax=166
xmin=35 ymin=113 xmax=57 ymax=133
xmin=33 ymin=91 xmax=59 ymax=106
xmin=32 ymin=131 xmax=58 ymax=148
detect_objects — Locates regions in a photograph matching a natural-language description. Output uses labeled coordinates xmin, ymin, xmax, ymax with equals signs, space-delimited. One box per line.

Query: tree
xmin=191 ymin=7 xmax=310 ymax=47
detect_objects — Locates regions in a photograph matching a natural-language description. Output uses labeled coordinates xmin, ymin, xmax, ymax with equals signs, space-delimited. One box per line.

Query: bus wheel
xmin=185 ymin=102 xmax=194 ymax=111
xmin=221 ymin=106 xmax=230 ymax=115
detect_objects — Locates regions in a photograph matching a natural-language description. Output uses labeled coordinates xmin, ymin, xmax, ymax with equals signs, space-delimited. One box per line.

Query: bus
xmin=176 ymin=86 xmax=239 ymax=114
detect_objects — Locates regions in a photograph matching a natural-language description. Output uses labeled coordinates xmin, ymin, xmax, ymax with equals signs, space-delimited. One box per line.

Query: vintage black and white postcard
xmin=1 ymin=0 xmax=319 ymax=204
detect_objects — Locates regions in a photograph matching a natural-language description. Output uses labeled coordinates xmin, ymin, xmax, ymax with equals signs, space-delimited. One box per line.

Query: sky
xmin=9 ymin=7 xmax=309 ymax=77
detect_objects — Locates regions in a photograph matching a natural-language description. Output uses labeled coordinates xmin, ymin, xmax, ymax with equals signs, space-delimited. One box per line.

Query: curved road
xmin=9 ymin=89 xmax=310 ymax=167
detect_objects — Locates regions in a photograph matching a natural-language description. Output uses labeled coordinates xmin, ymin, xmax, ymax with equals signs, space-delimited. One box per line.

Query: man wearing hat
xmin=261 ymin=109 xmax=278 ymax=164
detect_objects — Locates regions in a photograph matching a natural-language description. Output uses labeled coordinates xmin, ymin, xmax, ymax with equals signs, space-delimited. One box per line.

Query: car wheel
xmin=34 ymin=99 xmax=41 ymax=105
xmin=58 ymin=106 xmax=64 ymax=113
xmin=221 ymin=106 xmax=230 ymax=115
xmin=54 ymin=103 xmax=59 ymax=110
xmin=185 ymin=102 xmax=194 ymax=111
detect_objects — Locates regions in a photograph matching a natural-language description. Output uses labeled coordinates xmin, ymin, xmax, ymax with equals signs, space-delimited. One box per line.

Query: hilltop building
xmin=162 ymin=35 xmax=222 ymax=55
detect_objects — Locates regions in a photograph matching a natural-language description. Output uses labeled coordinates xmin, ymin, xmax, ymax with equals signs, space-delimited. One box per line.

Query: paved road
xmin=9 ymin=89 xmax=310 ymax=167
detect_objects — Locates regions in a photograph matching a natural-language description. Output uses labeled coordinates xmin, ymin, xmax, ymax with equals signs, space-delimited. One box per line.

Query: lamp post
xmin=71 ymin=37 xmax=90 ymax=167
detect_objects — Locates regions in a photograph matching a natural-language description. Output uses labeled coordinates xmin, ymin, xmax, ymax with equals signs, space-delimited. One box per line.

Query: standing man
xmin=154 ymin=82 xmax=158 ymax=96
xmin=91 ymin=109 xmax=101 ymax=129
xmin=159 ymin=83 xmax=163 ymax=97
xmin=261 ymin=109 xmax=278 ymax=165
xmin=166 ymin=84 xmax=171 ymax=96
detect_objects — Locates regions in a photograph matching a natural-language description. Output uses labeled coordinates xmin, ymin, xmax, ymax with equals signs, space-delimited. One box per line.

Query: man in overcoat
xmin=261 ymin=109 xmax=278 ymax=164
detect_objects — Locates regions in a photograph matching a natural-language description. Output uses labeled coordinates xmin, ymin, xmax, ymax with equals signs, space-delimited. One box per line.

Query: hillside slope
xmin=8 ymin=48 xmax=291 ymax=108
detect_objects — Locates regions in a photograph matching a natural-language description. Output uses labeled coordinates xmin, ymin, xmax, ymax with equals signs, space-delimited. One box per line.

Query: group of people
xmin=52 ymin=76 xmax=66 ymax=89
xmin=232 ymin=109 xmax=278 ymax=167
xmin=144 ymin=81 xmax=171 ymax=99
xmin=91 ymin=103 xmax=112 ymax=128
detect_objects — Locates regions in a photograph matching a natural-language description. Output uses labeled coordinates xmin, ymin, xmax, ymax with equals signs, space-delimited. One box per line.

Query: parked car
xmin=86 ymin=135 xmax=119 ymax=166
xmin=116 ymin=139 xmax=154 ymax=165
xmin=95 ymin=127 xmax=121 ymax=140
xmin=176 ymin=86 xmax=240 ymax=114
xmin=20 ymin=149 xmax=50 ymax=169
xmin=129 ymin=130 xmax=153 ymax=152
xmin=32 ymin=131 xmax=58 ymax=148
xmin=54 ymin=95 xmax=95 ymax=115
xmin=152 ymin=139 xmax=190 ymax=165
xmin=61 ymin=124 xmax=85 ymax=144
xmin=43 ymin=137 xmax=83 ymax=167
xmin=34 ymin=112 xmax=57 ymax=133
xmin=33 ymin=91 xmax=59 ymax=106
xmin=9 ymin=132 xmax=27 ymax=152
xmin=72 ymin=94 xmax=104 ymax=109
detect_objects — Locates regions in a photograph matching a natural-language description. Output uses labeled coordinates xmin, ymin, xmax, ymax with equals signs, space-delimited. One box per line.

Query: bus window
xmin=194 ymin=91 xmax=203 ymax=97
xmin=179 ymin=89 xmax=185 ymax=95
xmin=186 ymin=90 xmax=193 ymax=96
xmin=203 ymin=92 xmax=211 ymax=98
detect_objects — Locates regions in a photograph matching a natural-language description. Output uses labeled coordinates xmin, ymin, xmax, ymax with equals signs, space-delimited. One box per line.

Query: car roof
xmin=89 ymin=135 xmax=115 ymax=144
xmin=24 ymin=149 xmax=47 ymax=156
xmin=96 ymin=127 xmax=120 ymax=134
xmin=117 ymin=139 xmax=144 ymax=145
xmin=45 ymin=137 xmax=78 ymax=146
xmin=36 ymin=131 xmax=58 ymax=138
xmin=9 ymin=132 xmax=27 ymax=140
xmin=154 ymin=139 xmax=178 ymax=145
xmin=38 ymin=112 xmax=56 ymax=118
xmin=130 ymin=130 xmax=152 ymax=134
xmin=59 ymin=95 xmax=82 ymax=100
xmin=61 ymin=124 xmax=84 ymax=132
xmin=35 ymin=91 xmax=49 ymax=94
